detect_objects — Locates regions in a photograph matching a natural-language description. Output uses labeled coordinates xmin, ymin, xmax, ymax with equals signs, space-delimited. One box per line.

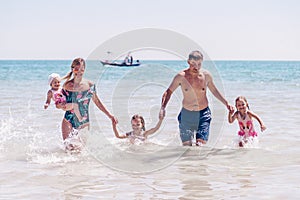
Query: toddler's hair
xmin=48 ymin=73 xmax=60 ymax=86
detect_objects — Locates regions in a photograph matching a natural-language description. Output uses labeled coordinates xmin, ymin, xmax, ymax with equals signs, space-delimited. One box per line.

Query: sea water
xmin=0 ymin=60 xmax=299 ymax=199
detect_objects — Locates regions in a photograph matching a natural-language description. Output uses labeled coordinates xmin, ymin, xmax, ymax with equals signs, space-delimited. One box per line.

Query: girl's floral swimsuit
xmin=126 ymin=131 xmax=146 ymax=144
xmin=237 ymin=112 xmax=258 ymax=137
xmin=63 ymin=85 xmax=95 ymax=129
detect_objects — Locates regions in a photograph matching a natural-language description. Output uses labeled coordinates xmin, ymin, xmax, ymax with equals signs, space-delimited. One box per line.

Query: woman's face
xmin=73 ymin=64 xmax=85 ymax=78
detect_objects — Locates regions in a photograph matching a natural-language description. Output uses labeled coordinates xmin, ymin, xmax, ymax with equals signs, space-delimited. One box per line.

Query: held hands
xmin=228 ymin=107 xmax=235 ymax=115
xmin=111 ymin=118 xmax=117 ymax=127
xmin=159 ymin=107 xmax=165 ymax=119
xmin=110 ymin=115 xmax=118 ymax=125
xmin=226 ymin=103 xmax=234 ymax=113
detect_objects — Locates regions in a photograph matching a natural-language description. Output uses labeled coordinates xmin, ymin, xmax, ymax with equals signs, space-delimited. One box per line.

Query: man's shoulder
xmin=201 ymin=69 xmax=212 ymax=78
xmin=201 ymin=69 xmax=211 ymax=75
xmin=173 ymin=71 xmax=185 ymax=81
xmin=177 ymin=69 xmax=188 ymax=76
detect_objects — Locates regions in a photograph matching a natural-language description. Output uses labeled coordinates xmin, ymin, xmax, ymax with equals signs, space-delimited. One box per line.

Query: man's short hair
xmin=188 ymin=50 xmax=203 ymax=61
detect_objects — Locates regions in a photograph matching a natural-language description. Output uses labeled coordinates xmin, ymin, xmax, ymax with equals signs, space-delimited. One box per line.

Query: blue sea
xmin=0 ymin=60 xmax=299 ymax=199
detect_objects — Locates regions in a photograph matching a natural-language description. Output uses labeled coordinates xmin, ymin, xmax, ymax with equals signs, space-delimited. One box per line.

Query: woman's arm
xmin=92 ymin=92 xmax=118 ymax=124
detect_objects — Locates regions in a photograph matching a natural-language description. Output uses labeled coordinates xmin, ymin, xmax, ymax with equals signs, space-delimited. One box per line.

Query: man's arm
xmin=160 ymin=74 xmax=181 ymax=116
xmin=161 ymin=89 xmax=172 ymax=109
xmin=205 ymin=71 xmax=233 ymax=111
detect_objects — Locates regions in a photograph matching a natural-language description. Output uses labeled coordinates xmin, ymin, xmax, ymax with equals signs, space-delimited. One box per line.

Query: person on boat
xmin=44 ymin=73 xmax=87 ymax=123
xmin=123 ymin=53 xmax=133 ymax=65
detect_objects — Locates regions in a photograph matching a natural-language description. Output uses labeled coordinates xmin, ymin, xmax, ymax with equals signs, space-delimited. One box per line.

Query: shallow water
xmin=0 ymin=60 xmax=299 ymax=199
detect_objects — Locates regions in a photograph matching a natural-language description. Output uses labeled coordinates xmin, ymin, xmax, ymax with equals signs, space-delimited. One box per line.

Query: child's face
xmin=51 ymin=78 xmax=60 ymax=89
xmin=131 ymin=118 xmax=143 ymax=132
xmin=236 ymin=99 xmax=247 ymax=113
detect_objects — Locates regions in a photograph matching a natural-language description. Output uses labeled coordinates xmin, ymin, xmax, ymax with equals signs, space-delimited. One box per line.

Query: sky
xmin=0 ymin=0 xmax=299 ymax=60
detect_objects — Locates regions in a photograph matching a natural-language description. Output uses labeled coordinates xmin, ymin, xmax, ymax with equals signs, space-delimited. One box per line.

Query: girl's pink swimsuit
xmin=237 ymin=112 xmax=257 ymax=137
xmin=51 ymin=88 xmax=66 ymax=105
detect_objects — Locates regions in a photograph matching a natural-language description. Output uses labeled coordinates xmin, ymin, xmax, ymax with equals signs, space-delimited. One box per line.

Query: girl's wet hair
xmin=131 ymin=114 xmax=145 ymax=131
xmin=62 ymin=58 xmax=86 ymax=84
xmin=235 ymin=96 xmax=250 ymax=110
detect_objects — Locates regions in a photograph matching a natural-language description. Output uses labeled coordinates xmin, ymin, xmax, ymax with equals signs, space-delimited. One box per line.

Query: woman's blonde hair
xmin=62 ymin=58 xmax=86 ymax=85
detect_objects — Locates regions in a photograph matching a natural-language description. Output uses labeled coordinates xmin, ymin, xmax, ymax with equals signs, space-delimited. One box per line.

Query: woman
xmin=58 ymin=58 xmax=117 ymax=143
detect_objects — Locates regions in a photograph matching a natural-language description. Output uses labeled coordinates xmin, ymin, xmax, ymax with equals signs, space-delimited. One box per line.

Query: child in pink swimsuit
xmin=44 ymin=73 xmax=87 ymax=122
xmin=228 ymin=96 xmax=266 ymax=147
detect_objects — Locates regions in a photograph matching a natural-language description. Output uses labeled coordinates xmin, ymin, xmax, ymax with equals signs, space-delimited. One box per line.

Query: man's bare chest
xmin=181 ymin=75 xmax=206 ymax=92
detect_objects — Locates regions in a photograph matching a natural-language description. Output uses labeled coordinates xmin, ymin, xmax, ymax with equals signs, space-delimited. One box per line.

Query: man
xmin=160 ymin=50 xmax=233 ymax=146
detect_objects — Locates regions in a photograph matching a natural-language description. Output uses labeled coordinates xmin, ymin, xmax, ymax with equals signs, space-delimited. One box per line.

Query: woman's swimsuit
xmin=63 ymin=84 xmax=95 ymax=129
xmin=237 ymin=112 xmax=257 ymax=137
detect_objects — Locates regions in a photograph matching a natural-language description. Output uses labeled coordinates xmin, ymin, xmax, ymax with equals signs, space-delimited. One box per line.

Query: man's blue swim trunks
xmin=177 ymin=107 xmax=212 ymax=143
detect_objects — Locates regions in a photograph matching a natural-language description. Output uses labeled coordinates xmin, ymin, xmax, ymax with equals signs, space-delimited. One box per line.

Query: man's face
xmin=188 ymin=59 xmax=202 ymax=73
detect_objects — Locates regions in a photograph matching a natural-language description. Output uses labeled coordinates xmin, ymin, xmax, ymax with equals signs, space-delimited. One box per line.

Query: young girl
xmin=112 ymin=114 xmax=163 ymax=144
xmin=44 ymin=73 xmax=87 ymax=122
xmin=228 ymin=96 xmax=266 ymax=147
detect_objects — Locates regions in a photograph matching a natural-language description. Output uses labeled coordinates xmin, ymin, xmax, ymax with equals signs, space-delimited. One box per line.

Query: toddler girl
xmin=44 ymin=73 xmax=87 ymax=122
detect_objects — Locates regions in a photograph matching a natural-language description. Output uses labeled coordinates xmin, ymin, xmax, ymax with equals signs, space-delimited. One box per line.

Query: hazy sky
xmin=1 ymin=0 xmax=299 ymax=60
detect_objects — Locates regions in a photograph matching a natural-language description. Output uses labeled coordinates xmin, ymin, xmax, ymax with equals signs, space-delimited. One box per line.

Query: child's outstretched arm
xmin=144 ymin=116 xmax=164 ymax=137
xmin=228 ymin=109 xmax=237 ymax=123
xmin=248 ymin=111 xmax=266 ymax=131
xmin=112 ymin=121 xmax=127 ymax=139
xmin=44 ymin=90 xmax=52 ymax=109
